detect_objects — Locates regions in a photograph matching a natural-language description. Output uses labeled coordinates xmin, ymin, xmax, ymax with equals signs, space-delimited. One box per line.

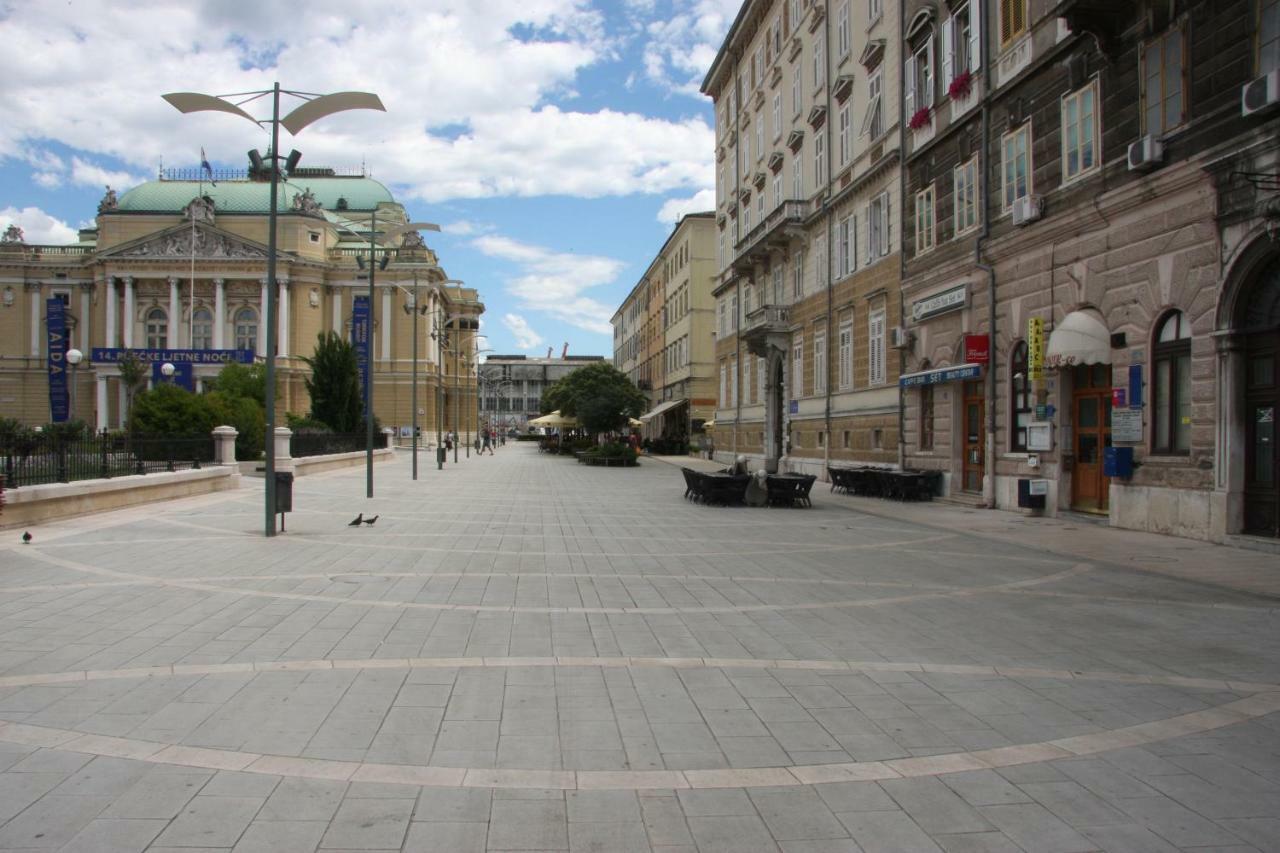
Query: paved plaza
xmin=0 ymin=445 xmax=1277 ymax=852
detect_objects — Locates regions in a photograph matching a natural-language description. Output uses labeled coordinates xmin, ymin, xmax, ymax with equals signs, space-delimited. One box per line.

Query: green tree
xmin=540 ymin=362 xmax=646 ymax=436
xmin=206 ymin=362 xmax=268 ymax=460
xmin=301 ymin=331 xmax=363 ymax=433
xmin=117 ymin=351 xmax=149 ymax=422
xmin=205 ymin=362 xmax=268 ymax=408
xmin=128 ymin=383 xmax=223 ymax=436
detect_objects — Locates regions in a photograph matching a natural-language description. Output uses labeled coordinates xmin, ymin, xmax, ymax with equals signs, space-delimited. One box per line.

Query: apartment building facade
xmin=896 ymin=0 xmax=1280 ymax=541
xmin=703 ymin=0 xmax=905 ymax=475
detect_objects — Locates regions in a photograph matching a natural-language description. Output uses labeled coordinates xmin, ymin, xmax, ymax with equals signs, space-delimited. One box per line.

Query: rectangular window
xmin=838 ymin=320 xmax=853 ymax=389
xmin=837 ymin=215 xmax=853 ymax=278
xmin=868 ymin=309 xmax=886 ymax=385
xmin=730 ymin=356 xmax=739 ymax=406
xmin=1062 ymin=81 xmax=1099 ymax=182
xmin=954 ymin=156 xmax=979 ymax=234
xmin=945 ymin=1 xmax=980 ymax=81
xmin=755 ymin=111 xmax=764 ymax=160
xmin=838 ymin=102 xmax=851 ymax=166
xmin=792 ymin=334 xmax=805 ymax=397
xmin=757 ymin=186 xmax=765 ymax=220
xmin=862 ymin=69 xmax=884 ymax=139
xmin=915 ymin=184 xmax=936 ymax=256
xmin=920 ymin=385 xmax=935 ymax=449
xmin=755 ymin=45 xmax=765 ymax=84
xmin=814 ymin=37 xmax=825 ymax=88
xmin=790 ymin=0 xmax=800 ymax=32
xmin=814 ymin=233 xmax=827 ymax=289
xmin=772 ymin=264 xmax=784 ymax=304
xmin=792 ymin=69 xmax=802 ymax=115
xmin=870 ymin=0 xmax=883 ymax=23
xmin=730 ymin=294 xmax=739 ymax=330
xmin=720 ymin=362 xmax=727 ymax=405
xmin=773 ymin=92 xmax=782 ymax=139
xmin=1001 ymin=123 xmax=1031 ymax=211
xmin=836 ymin=1 xmax=850 ymax=58
xmin=1264 ymin=0 xmax=1280 ymax=74
xmin=757 ymin=355 xmax=766 ymax=403
xmin=814 ymin=129 xmax=826 ymax=186
xmin=1143 ymin=27 xmax=1184 ymax=135
xmin=814 ymin=330 xmax=827 ymax=395
xmin=744 ymin=283 xmax=753 ymax=317
xmin=773 ymin=171 xmax=783 ymax=208
xmin=792 ymin=249 xmax=805 ymax=300
xmin=1000 ymin=0 xmax=1028 ymax=46
xmin=793 ymin=153 xmax=803 ymax=198
xmin=867 ymin=192 xmax=890 ymax=261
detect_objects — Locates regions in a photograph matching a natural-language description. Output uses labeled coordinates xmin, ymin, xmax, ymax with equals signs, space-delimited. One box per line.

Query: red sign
xmin=964 ymin=334 xmax=990 ymax=365
xmin=1112 ymin=388 xmax=1126 ymax=408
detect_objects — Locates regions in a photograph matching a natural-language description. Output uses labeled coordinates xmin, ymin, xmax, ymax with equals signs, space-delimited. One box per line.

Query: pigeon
xmin=347 ymin=513 xmax=363 ymax=527
xmin=21 ymin=532 xmax=32 ymax=545
xmin=362 ymin=515 xmax=379 ymax=526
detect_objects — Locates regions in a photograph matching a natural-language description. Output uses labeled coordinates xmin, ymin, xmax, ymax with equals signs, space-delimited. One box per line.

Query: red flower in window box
xmin=948 ymin=70 xmax=974 ymax=100
xmin=908 ymin=107 xmax=932 ymax=131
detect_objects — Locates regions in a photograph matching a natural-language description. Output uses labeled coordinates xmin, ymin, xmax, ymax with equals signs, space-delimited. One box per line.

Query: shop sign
xmin=1027 ymin=317 xmax=1045 ymax=380
xmin=911 ymin=284 xmax=966 ymax=322
xmin=964 ymin=334 xmax=990 ymax=364
xmin=1112 ymin=408 xmax=1143 ymax=443
xmin=789 ymin=400 xmax=799 ymax=414
xmin=1112 ymin=388 xmax=1126 ymax=408
xmin=898 ymin=363 xmax=982 ymax=387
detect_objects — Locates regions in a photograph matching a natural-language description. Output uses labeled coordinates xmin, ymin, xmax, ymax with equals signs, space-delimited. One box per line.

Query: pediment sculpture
xmin=1 ymin=224 xmax=24 ymax=244
xmin=184 ymin=195 xmax=216 ymax=223
xmin=291 ymin=188 xmax=322 ymax=215
xmin=117 ymin=227 xmax=267 ymax=259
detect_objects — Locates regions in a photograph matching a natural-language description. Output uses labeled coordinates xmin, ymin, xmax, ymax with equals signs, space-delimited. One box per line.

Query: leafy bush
xmin=205 ymin=362 xmax=269 ymax=407
xmin=286 ymin=413 xmax=332 ymax=432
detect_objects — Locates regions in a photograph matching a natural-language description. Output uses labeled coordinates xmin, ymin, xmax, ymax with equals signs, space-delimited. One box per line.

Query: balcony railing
xmin=733 ymin=200 xmax=807 ymax=270
xmin=743 ymin=304 xmax=790 ymax=333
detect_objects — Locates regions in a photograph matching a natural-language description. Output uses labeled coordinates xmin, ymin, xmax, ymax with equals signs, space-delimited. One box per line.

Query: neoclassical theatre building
xmin=0 ymin=167 xmax=483 ymax=437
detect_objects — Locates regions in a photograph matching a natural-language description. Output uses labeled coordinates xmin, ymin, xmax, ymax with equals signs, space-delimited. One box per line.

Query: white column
xmin=96 ymin=377 xmax=108 ymax=431
xmin=79 ymin=284 xmax=91 ymax=351
xmin=258 ymin=278 xmax=268 ymax=356
xmin=167 ymin=276 xmax=180 ymax=348
xmin=122 ymin=277 xmax=135 ymax=347
xmin=278 ymin=279 xmax=290 ymax=358
xmin=28 ymin=283 xmax=41 ymax=356
xmin=380 ymin=287 xmax=392 ymax=361
xmin=213 ymin=278 xmax=226 ymax=350
xmin=331 ymin=286 xmax=342 ymax=334
xmin=105 ymin=277 xmax=117 ymax=348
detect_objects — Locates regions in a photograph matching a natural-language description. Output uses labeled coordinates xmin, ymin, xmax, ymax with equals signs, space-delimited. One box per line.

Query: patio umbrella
xmin=627 ymin=417 xmax=644 ymax=428
xmin=528 ymin=410 xmax=579 ymax=428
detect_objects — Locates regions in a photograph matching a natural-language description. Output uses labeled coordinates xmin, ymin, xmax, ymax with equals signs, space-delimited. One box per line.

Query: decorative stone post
xmin=212 ymin=425 xmax=239 ymax=465
xmin=273 ymin=426 xmax=295 ymax=472
xmin=382 ymin=427 xmax=396 ymax=450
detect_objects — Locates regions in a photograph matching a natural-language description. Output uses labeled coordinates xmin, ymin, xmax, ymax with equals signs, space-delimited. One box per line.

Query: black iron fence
xmin=0 ymin=431 xmax=214 ymax=489
xmin=290 ymin=431 xmax=387 ymax=458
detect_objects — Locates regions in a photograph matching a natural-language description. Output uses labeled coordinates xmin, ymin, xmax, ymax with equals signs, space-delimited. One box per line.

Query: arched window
xmin=145 ymin=308 xmax=167 ymax=350
xmin=192 ymin=308 xmax=213 ymax=350
xmin=1010 ymin=340 xmax=1031 ymax=452
xmin=234 ymin=308 xmax=258 ymax=354
xmin=1153 ymin=310 xmax=1191 ymax=454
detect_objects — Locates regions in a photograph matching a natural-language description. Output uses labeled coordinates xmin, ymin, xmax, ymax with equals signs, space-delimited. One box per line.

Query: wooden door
xmin=1244 ymin=332 xmax=1279 ymax=537
xmin=962 ymin=380 xmax=984 ymax=493
xmin=1071 ymin=364 xmax=1112 ymax=513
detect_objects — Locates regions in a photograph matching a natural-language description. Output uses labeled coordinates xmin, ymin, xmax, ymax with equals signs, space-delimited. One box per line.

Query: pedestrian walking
xmin=482 ymin=431 xmax=493 ymax=455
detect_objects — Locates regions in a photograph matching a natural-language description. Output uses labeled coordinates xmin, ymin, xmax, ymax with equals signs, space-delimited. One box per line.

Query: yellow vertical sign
xmin=1027 ymin=317 xmax=1045 ymax=381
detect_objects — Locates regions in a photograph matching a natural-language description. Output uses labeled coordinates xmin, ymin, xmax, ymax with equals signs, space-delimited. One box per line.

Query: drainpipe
xmin=896 ymin=0 xmax=908 ymax=471
xmin=975 ymin=1 xmax=997 ymax=509
xmin=822 ymin=2 xmax=834 ymax=478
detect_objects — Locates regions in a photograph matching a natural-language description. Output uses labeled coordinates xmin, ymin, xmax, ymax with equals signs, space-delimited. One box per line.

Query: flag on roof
xmin=200 ymin=148 xmax=216 ymax=186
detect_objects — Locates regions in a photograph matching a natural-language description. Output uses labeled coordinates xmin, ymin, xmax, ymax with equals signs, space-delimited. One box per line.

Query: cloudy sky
xmin=0 ymin=0 xmax=739 ymax=357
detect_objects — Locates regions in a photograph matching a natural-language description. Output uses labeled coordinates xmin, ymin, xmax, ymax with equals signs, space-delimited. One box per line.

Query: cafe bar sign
xmin=912 ymin=284 xmax=967 ymax=322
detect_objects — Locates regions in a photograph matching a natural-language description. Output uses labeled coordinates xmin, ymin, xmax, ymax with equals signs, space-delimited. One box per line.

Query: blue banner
xmin=352 ymin=295 xmax=370 ymax=406
xmin=152 ymin=361 xmax=195 ymax=392
xmin=46 ymin=298 xmax=70 ymax=422
xmin=91 ymin=348 xmax=253 ymax=365
xmin=899 ymin=363 xmax=982 ymax=388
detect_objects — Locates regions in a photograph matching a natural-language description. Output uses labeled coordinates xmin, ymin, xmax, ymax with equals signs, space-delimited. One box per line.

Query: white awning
xmin=1045 ymin=310 xmax=1111 ymax=368
xmin=639 ymin=399 xmax=687 ymax=421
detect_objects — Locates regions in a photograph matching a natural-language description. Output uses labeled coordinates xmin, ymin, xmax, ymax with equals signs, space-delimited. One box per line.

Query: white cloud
xmin=0 ymin=206 xmax=79 ymax=245
xmin=68 ymin=157 xmax=147 ymax=191
xmin=474 ymin=234 xmax=623 ymax=336
xmin=0 ymin=1 xmax=712 ymax=205
xmin=657 ymin=188 xmax=715 ymax=225
xmin=502 ymin=313 xmax=544 ymax=350
xmin=639 ymin=0 xmax=739 ymax=96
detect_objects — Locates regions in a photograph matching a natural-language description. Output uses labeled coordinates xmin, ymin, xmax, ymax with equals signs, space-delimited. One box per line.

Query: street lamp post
xmin=66 ymin=348 xmax=84 ymax=421
xmin=163 ymin=84 xmax=386 ymax=537
xmin=402 ymin=274 xmax=431 ymax=480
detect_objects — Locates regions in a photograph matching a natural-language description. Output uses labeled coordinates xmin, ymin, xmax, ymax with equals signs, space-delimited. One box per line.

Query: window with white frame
xmin=1263 ymin=0 xmax=1280 ymax=74
xmin=814 ymin=330 xmax=827 ymax=394
xmin=742 ymin=131 xmax=751 ymax=174
xmin=1143 ymin=27 xmax=1185 ymax=135
xmin=954 ymin=155 xmax=979 ymax=234
xmin=744 ymin=282 xmax=754 ymax=317
xmin=772 ymin=263 xmax=785 ymax=304
xmin=774 ymin=171 xmax=783 ymax=207
xmin=792 ymin=69 xmax=802 ymax=115
xmin=773 ymin=92 xmax=782 ymax=139
xmin=792 ymin=333 xmax=804 ymax=397
xmin=1062 ymin=81 xmax=1099 ymax=182
xmin=757 ymin=355 xmax=767 ymax=402
xmin=904 ymin=36 xmax=935 ymax=123
xmin=772 ymin=18 xmax=782 ymax=59
xmin=836 ymin=1 xmax=850 ymax=59
xmin=730 ymin=294 xmax=739 ymax=329
xmin=730 ymin=356 xmax=739 ymax=405
xmin=862 ymin=68 xmax=884 ymax=139
xmin=814 ymin=232 xmax=827 ymax=289
xmin=792 ymin=249 xmax=805 ymax=300
xmin=1000 ymin=0 xmax=1027 ymax=47
xmin=1001 ymin=123 xmax=1031 ymax=211
xmin=867 ymin=193 xmax=890 ymax=261
xmin=838 ymin=102 xmax=852 ymax=166
xmin=146 ymin=307 xmax=168 ymax=350
xmin=789 ymin=0 xmax=800 ymax=32
xmin=837 ymin=214 xmax=854 ymax=278
xmin=792 ymin=153 xmax=803 ymax=198
xmin=838 ymin=319 xmax=853 ymax=389
xmin=742 ymin=199 xmax=752 ymax=231
xmin=869 ymin=0 xmax=882 ymax=24
xmin=868 ymin=309 xmax=886 ymax=385
xmin=755 ymin=111 xmax=764 ymax=160
xmin=943 ymin=1 xmax=981 ymax=88
xmin=915 ymin=184 xmax=936 ymax=256
xmin=814 ymin=129 xmax=826 ymax=186
xmin=814 ymin=37 xmax=825 ymax=88
xmin=757 ymin=186 xmax=765 ymax=220
xmin=755 ymin=44 xmax=765 ymax=83
xmin=720 ymin=362 xmax=727 ymax=406
xmin=192 ymin=308 xmax=213 ymax=350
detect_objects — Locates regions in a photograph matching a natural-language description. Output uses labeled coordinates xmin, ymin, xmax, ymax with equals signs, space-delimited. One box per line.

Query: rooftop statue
xmin=98 ymin=186 xmax=118 ymax=214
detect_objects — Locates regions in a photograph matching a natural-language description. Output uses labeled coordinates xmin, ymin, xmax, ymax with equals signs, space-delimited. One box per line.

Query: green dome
xmin=116 ymin=176 xmax=395 ymax=214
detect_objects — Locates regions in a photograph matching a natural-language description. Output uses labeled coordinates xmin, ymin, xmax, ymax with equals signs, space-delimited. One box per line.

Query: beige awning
xmin=639 ymin=399 xmax=687 ymax=421
xmin=627 ymin=417 xmax=644 ymax=428
xmin=528 ymin=410 xmax=578 ymax=428
xmin=1045 ymin=310 xmax=1111 ymax=368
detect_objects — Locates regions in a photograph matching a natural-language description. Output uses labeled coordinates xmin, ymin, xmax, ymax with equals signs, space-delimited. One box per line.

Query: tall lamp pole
xmin=163 ymin=85 xmax=386 ymax=537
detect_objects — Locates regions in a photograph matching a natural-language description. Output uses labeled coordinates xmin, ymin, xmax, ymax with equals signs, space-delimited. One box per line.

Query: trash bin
xmin=437 ymin=447 xmax=446 ymax=465
xmin=274 ymin=471 xmax=294 ymax=513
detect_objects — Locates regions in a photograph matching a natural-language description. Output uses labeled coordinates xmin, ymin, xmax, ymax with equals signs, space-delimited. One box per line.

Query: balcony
xmin=731 ymin=200 xmax=807 ymax=273
xmin=741 ymin=304 xmax=791 ymax=357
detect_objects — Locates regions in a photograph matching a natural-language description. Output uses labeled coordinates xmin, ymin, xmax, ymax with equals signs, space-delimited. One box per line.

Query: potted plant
xmin=908 ymin=106 xmax=932 ymax=131
xmin=948 ymin=70 xmax=974 ymax=100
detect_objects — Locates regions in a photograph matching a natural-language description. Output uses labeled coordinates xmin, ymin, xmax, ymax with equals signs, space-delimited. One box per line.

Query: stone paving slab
xmin=0 ymin=446 xmax=1276 ymax=851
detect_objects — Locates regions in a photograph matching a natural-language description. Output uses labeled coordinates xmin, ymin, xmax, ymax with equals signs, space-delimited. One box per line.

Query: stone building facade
xmin=703 ymin=0 xmax=906 ymax=475
xmin=0 ymin=169 xmax=483 ymax=437
xmin=478 ymin=354 xmax=606 ymax=432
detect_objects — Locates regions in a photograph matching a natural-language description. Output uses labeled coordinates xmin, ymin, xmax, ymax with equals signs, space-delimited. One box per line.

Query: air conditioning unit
xmin=889 ymin=326 xmax=912 ymax=349
xmin=1127 ymin=135 xmax=1164 ymax=172
xmin=1241 ymin=70 xmax=1280 ymax=117
xmin=1011 ymin=194 xmax=1043 ymax=226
